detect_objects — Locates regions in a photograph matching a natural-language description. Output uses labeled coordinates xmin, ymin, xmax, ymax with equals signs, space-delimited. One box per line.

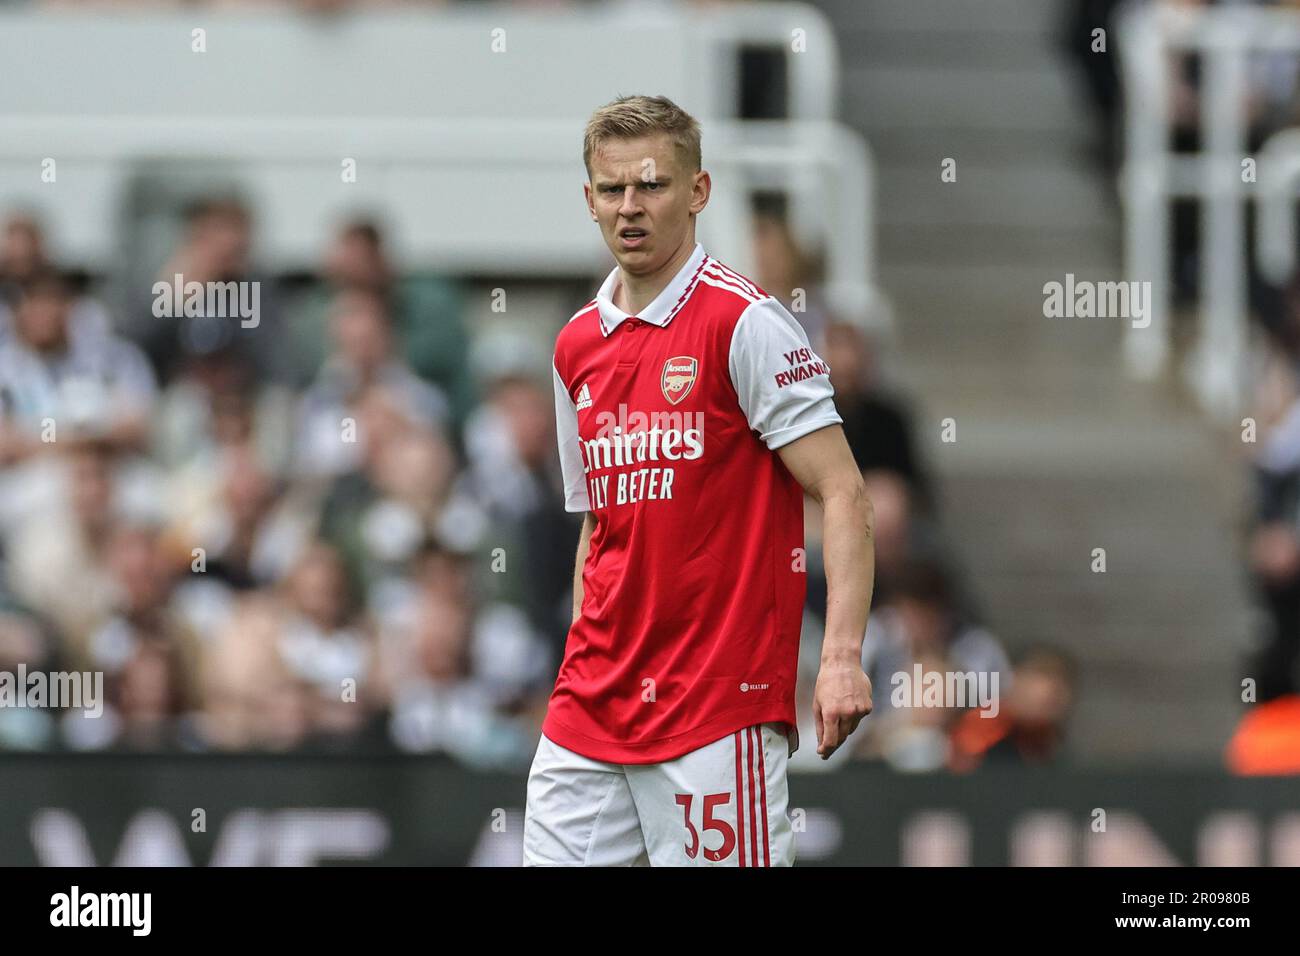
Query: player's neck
xmin=615 ymin=236 xmax=696 ymax=316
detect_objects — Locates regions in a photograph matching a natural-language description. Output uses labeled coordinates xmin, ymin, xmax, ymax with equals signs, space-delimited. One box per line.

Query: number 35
xmin=674 ymin=792 xmax=737 ymax=862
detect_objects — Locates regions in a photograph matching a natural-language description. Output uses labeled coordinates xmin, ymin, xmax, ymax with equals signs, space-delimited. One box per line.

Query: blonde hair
xmin=583 ymin=95 xmax=702 ymax=176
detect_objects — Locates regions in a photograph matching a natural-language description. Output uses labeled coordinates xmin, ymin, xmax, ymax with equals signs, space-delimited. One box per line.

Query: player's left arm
xmin=777 ymin=425 xmax=876 ymax=759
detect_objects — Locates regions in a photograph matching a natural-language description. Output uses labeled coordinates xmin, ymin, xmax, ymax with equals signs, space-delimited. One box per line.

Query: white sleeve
xmin=728 ymin=297 xmax=842 ymax=449
xmin=552 ymin=362 xmax=591 ymax=512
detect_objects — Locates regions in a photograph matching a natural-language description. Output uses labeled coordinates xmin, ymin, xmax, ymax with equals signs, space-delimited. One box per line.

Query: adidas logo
xmin=575 ymin=382 xmax=592 ymax=411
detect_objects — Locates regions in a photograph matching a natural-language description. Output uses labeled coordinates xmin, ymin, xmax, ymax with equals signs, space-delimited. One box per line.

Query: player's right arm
xmin=553 ymin=357 xmax=595 ymax=625
xmin=571 ymin=512 xmax=597 ymax=624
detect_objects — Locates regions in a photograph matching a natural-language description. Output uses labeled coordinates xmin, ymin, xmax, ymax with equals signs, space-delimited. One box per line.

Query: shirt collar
xmin=595 ymin=242 xmax=708 ymax=336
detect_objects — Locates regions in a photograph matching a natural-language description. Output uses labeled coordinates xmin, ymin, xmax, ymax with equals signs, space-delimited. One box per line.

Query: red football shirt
xmin=546 ymin=242 xmax=842 ymax=763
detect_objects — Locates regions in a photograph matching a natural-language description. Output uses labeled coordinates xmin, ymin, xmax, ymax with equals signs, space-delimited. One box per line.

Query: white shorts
xmin=523 ymin=722 xmax=794 ymax=867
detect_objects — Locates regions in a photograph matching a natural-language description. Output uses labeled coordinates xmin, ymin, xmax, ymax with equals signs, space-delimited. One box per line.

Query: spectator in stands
xmin=805 ymin=466 xmax=946 ymax=619
xmin=65 ymin=520 xmax=203 ymax=751
xmin=312 ymin=381 xmax=482 ymax=600
xmin=861 ymin=469 xmax=949 ymax=604
xmin=198 ymin=593 xmax=316 ymax=752
xmin=164 ymin=438 xmax=317 ymax=658
xmin=381 ymin=587 xmax=537 ymax=767
xmin=877 ymin=646 xmax=957 ymax=772
xmin=1245 ymin=383 xmax=1300 ymax=700
xmin=123 ymin=197 xmax=290 ymax=387
xmin=3 ymin=441 xmax=130 ymax=653
xmin=283 ymin=221 xmax=396 ymax=388
xmin=856 ymin=558 xmax=1011 ymax=763
xmin=464 ymin=371 xmax=580 ymax=660
xmin=0 ymin=216 xmax=115 ymax=347
xmin=1226 ymin=692 xmax=1300 ymax=775
xmin=751 ymin=206 xmax=832 ymax=349
xmin=0 ymin=605 xmax=58 ymax=750
xmin=153 ymin=341 xmax=297 ymax=476
xmin=0 ymin=214 xmax=46 ymax=314
xmin=0 ymin=269 xmax=156 ymax=466
xmin=822 ymin=319 xmax=931 ymax=509
xmin=949 ymin=645 xmax=1075 ymax=772
xmin=273 ymin=541 xmax=378 ymax=743
xmin=101 ymin=637 xmax=198 ymax=751
xmin=294 ymin=286 xmax=449 ymax=479
xmin=282 ymin=220 xmax=475 ymax=424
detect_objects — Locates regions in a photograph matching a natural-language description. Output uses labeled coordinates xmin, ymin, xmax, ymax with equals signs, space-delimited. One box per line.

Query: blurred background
xmin=0 ymin=0 xmax=1297 ymax=865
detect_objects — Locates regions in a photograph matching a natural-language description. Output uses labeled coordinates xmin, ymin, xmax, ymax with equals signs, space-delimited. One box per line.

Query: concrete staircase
xmin=813 ymin=0 xmax=1251 ymax=764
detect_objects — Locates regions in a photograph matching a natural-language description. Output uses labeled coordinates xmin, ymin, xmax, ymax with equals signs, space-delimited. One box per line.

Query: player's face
xmin=585 ymin=134 xmax=709 ymax=277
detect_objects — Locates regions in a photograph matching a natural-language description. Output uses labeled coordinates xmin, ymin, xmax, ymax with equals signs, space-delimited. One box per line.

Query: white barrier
xmin=1118 ymin=3 xmax=1300 ymax=419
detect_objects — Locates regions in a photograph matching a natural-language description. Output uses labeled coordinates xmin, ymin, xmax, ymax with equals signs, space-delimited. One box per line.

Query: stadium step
xmin=873 ymin=163 xmax=1112 ymax=231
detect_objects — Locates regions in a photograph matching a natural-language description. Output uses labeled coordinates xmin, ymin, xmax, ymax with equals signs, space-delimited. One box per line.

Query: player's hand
xmin=812 ymin=659 xmax=872 ymax=759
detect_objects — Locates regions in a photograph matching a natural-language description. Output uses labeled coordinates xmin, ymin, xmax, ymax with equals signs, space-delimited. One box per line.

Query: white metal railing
xmin=710 ymin=120 xmax=878 ymax=322
xmin=1117 ymin=2 xmax=1300 ymax=419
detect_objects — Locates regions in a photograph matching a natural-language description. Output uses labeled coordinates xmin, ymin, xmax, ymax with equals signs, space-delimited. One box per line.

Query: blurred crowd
xmin=0 ymin=200 xmax=1076 ymax=771
xmin=0 ymin=205 xmax=561 ymax=765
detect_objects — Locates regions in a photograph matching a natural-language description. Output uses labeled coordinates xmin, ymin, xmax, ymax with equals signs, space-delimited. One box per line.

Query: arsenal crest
xmin=661 ymin=355 xmax=698 ymax=405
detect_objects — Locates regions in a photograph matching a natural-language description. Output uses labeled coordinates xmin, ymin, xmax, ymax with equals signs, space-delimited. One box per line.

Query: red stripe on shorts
xmin=756 ymin=726 xmax=771 ymax=866
xmin=733 ymin=730 xmax=746 ymax=867
xmin=746 ymin=726 xmax=759 ymax=867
